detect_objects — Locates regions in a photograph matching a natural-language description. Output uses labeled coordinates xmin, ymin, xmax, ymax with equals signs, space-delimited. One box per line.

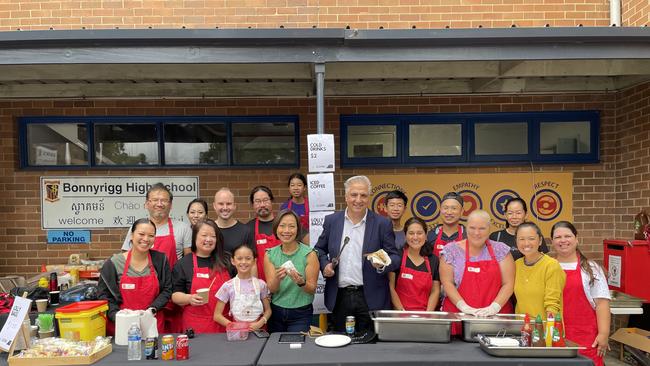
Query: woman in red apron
xmin=440 ymin=210 xmax=515 ymax=334
xmin=98 ymin=218 xmax=173 ymax=335
xmin=171 ymin=219 xmax=232 ymax=333
xmin=389 ymin=217 xmax=440 ymax=311
xmin=552 ymin=221 xmax=611 ymax=366
xmin=281 ymin=173 xmax=310 ymax=232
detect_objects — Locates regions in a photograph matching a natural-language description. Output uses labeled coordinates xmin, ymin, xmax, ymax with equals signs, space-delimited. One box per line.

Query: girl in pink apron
xmin=214 ymin=244 xmax=272 ymax=331
xmin=552 ymin=221 xmax=611 ymax=366
xmin=389 ymin=217 xmax=441 ymax=311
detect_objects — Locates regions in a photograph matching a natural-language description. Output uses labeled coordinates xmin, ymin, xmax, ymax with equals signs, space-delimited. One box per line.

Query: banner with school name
xmin=367 ymin=173 xmax=572 ymax=236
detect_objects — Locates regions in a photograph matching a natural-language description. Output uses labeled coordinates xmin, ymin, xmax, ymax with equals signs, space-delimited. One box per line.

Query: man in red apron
xmin=441 ymin=241 xmax=514 ymax=334
xmin=182 ymin=254 xmax=231 ymax=333
xmin=247 ymin=186 xmax=281 ymax=281
xmin=427 ymin=192 xmax=466 ymax=257
xmin=121 ymin=183 xmax=192 ymax=333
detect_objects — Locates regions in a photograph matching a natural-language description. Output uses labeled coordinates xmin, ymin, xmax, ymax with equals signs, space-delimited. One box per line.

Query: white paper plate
xmin=315 ymin=334 xmax=352 ymax=348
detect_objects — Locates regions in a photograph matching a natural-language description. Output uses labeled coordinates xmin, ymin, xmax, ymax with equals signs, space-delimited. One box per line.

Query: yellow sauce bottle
xmin=545 ymin=312 xmax=555 ymax=347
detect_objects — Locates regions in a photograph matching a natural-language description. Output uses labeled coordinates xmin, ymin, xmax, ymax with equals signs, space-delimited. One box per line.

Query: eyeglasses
xmin=253 ymin=198 xmax=271 ymax=205
xmin=148 ymin=199 xmax=170 ymax=205
xmin=387 ymin=202 xmax=405 ymax=209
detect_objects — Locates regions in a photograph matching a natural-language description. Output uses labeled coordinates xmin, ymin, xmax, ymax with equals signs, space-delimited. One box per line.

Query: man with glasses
xmin=121 ymin=182 xmax=192 ymax=268
xmin=246 ymin=185 xmax=280 ymax=281
xmin=384 ymin=190 xmax=408 ymax=250
xmin=427 ymin=192 xmax=467 ymax=257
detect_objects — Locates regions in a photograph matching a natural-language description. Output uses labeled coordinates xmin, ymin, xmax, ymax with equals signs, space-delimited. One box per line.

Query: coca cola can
xmin=176 ymin=334 xmax=189 ymax=360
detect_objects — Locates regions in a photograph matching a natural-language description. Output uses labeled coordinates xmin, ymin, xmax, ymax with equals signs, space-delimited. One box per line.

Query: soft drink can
xmin=144 ymin=337 xmax=158 ymax=360
xmin=345 ymin=316 xmax=355 ymax=336
xmin=161 ymin=335 xmax=175 ymax=360
xmin=176 ymin=334 xmax=189 ymax=360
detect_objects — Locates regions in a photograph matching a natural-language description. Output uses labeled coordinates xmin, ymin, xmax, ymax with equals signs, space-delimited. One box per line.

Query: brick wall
xmin=622 ymin=0 xmax=650 ymax=26
xmin=2 ymin=89 xmax=639 ymax=277
xmin=0 ymin=0 xmax=611 ymax=31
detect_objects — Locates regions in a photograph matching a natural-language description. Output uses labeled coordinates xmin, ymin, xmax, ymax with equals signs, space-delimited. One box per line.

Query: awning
xmin=1 ymin=27 xmax=649 ymax=98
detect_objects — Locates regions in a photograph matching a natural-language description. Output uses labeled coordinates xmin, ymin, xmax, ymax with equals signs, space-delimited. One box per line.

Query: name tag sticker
xmin=256 ymin=239 xmax=267 ymax=245
xmin=467 ymin=267 xmax=481 ymax=273
xmin=196 ymin=273 xmax=210 ymax=279
xmin=436 ymin=244 xmax=444 ymax=250
xmin=121 ymin=283 xmax=136 ymax=290
xmin=401 ymin=273 xmax=413 ymax=280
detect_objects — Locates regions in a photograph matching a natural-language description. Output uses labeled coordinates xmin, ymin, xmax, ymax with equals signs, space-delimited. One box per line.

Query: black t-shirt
xmin=489 ymin=229 xmax=549 ymax=261
xmin=172 ymin=254 xmax=235 ymax=294
xmin=426 ymin=224 xmax=467 ymax=243
xmin=220 ymin=221 xmax=255 ymax=255
xmin=394 ymin=253 xmax=440 ymax=282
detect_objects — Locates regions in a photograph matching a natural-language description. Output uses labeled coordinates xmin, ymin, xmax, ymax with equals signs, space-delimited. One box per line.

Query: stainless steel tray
xmin=477 ymin=335 xmax=585 ymax=358
xmin=371 ymin=311 xmax=460 ymax=343
xmin=459 ymin=313 xmax=525 ymax=342
xmin=610 ymin=291 xmax=645 ymax=308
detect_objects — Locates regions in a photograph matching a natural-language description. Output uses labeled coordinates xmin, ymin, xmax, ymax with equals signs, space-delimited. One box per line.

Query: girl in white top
xmin=214 ymin=244 xmax=272 ymax=331
xmin=551 ymin=221 xmax=610 ymax=366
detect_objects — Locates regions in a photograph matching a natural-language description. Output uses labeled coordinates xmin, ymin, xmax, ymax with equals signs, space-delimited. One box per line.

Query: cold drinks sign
xmin=40 ymin=176 xmax=199 ymax=229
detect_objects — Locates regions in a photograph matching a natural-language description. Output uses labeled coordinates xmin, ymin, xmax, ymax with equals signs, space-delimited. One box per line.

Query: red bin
xmin=603 ymin=240 xmax=650 ymax=303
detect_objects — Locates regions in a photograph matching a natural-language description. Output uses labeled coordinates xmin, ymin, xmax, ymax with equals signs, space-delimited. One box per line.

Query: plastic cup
xmin=36 ymin=299 xmax=48 ymax=312
xmin=196 ymin=288 xmax=209 ymax=303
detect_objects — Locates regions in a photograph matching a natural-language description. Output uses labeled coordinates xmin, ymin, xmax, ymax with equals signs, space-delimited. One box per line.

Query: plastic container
xmin=226 ymin=322 xmax=249 ymax=341
xmin=55 ymin=300 xmax=108 ymax=341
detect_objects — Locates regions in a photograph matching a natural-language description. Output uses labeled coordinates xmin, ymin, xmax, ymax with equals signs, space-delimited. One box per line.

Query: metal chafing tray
xmin=610 ymin=290 xmax=645 ymax=308
xmin=371 ymin=310 xmax=460 ymax=343
xmin=460 ymin=314 xmax=525 ymax=342
xmin=477 ymin=335 xmax=585 ymax=358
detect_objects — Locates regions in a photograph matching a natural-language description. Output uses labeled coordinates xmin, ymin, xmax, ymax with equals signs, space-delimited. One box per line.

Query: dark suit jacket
xmin=314 ymin=210 xmax=399 ymax=311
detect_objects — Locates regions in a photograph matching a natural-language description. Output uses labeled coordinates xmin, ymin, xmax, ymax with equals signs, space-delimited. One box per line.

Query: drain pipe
xmin=610 ymin=0 xmax=621 ymax=26
xmin=315 ymin=63 xmax=325 ymax=134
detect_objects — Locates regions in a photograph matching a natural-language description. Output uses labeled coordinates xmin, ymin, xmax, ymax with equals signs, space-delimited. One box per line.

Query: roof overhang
xmin=1 ymin=28 xmax=649 ymax=98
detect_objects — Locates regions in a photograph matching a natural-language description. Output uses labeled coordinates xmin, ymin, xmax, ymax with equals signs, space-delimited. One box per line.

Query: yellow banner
xmin=368 ymin=172 xmax=573 ymax=236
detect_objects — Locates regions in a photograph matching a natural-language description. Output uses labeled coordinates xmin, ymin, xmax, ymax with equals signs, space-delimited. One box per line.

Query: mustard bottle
xmin=545 ymin=312 xmax=555 ymax=347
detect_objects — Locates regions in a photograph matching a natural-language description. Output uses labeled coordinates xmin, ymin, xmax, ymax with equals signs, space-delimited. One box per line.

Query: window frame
xmin=340 ymin=111 xmax=599 ymax=167
xmin=19 ymin=115 xmax=300 ymax=169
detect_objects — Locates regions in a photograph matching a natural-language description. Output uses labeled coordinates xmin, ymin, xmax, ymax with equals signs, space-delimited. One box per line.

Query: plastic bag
xmin=140 ymin=309 xmax=158 ymax=339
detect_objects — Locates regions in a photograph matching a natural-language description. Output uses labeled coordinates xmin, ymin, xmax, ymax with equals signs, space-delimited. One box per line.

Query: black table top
xmin=256 ymin=333 xmax=595 ymax=366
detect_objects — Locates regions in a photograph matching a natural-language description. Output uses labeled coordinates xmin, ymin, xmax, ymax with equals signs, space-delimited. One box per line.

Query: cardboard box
xmin=610 ymin=327 xmax=650 ymax=360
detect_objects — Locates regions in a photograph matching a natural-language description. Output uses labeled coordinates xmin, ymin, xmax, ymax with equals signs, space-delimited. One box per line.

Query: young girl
xmin=280 ymin=173 xmax=309 ymax=232
xmin=214 ymin=244 xmax=272 ymax=330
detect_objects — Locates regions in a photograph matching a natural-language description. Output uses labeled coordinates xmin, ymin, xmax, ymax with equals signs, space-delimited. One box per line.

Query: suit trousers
xmin=330 ymin=286 xmax=372 ymax=335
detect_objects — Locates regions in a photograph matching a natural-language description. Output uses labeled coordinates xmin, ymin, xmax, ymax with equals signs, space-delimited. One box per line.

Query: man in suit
xmin=315 ymin=175 xmax=399 ymax=334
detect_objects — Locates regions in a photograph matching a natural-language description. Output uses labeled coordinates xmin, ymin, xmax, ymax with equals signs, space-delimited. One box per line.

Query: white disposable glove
xmin=455 ymin=300 xmax=477 ymax=315
xmin=475 ymin=302 xmax=501 ymax=317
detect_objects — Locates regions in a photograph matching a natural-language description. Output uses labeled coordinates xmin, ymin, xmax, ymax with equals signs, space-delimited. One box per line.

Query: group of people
xmin=97 ymin=175 xmax=610 ymax=366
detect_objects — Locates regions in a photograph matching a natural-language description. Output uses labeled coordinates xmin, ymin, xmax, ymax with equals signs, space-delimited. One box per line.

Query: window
xmin=341 ymin=111 xmax=599 ymax=167
xmin=20 ymin=116 xmax=299 ymax=168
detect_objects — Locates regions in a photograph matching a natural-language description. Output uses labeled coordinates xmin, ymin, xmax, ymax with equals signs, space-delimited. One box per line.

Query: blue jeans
xmin=268 ymin=303 xmax=313 ymax=333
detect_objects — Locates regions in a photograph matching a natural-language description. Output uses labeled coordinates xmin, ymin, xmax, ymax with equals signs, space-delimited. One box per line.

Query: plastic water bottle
xmin=127 ymin=322 xmax=142 ymax=361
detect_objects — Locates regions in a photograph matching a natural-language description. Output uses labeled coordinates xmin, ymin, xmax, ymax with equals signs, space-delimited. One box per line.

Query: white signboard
xmin=307 ymin=173 xmax=335 ymax=212
xmin=41 ymin=176 xmax=199 ymax=229
xmin=309 ymin=211 xmax=334 ymax=314
xmin=307 ymin=134 xmax=335 ymax=173
xmin=608 ymin=254 xmax=622 ymax=287
xmin=0 ymin=296 xmax=31 ymax=352
xmin=34 ymin=146 xmax=57 ymax=165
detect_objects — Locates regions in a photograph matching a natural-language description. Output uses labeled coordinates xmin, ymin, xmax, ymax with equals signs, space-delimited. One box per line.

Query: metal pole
xmin=315 ymin=63 xmax=325 ymax=134
xmin=610 ymin=0 xmax=621 ymax=26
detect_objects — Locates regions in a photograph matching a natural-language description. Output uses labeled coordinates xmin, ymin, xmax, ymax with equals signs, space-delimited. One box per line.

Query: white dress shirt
xmin=338 ymin=209 xmax=367 ymax=288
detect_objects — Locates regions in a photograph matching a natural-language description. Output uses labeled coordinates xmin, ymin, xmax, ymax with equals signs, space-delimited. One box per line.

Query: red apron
xmin=107 ymin=250 xmax=163 ymax=335
xmin=433 ymin=225 xmax=463 ymax=257
xmin=441 ymin=241 xmax=513 ymax=334
xmin=152 ymin=219 xmax=182 ymax=333
xmin=181 ymin=254 xmax=230 ymax=334
xmin=288 ymin=198 xmax=310 ymax=231
xmin=395 ymin=248 xmax=433 ymax=311
xmin=562 ymin=257 xmax=602 ymax=366
xmin=254 ymin=218 xmax=281 ymax=281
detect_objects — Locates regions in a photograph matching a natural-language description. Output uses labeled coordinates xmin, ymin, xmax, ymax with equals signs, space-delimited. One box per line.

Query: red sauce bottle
xmin=520 ymin=313 xmax=532 ymax=347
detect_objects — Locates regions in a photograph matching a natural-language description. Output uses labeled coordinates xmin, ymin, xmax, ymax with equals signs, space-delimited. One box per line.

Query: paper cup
xmin=49 ymin=291 xmax=60 ymax=305
xmin=196 ymin=288 xmax=209 ymax=302
xmin=36 ymin=299 xmax=48 ymax=312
